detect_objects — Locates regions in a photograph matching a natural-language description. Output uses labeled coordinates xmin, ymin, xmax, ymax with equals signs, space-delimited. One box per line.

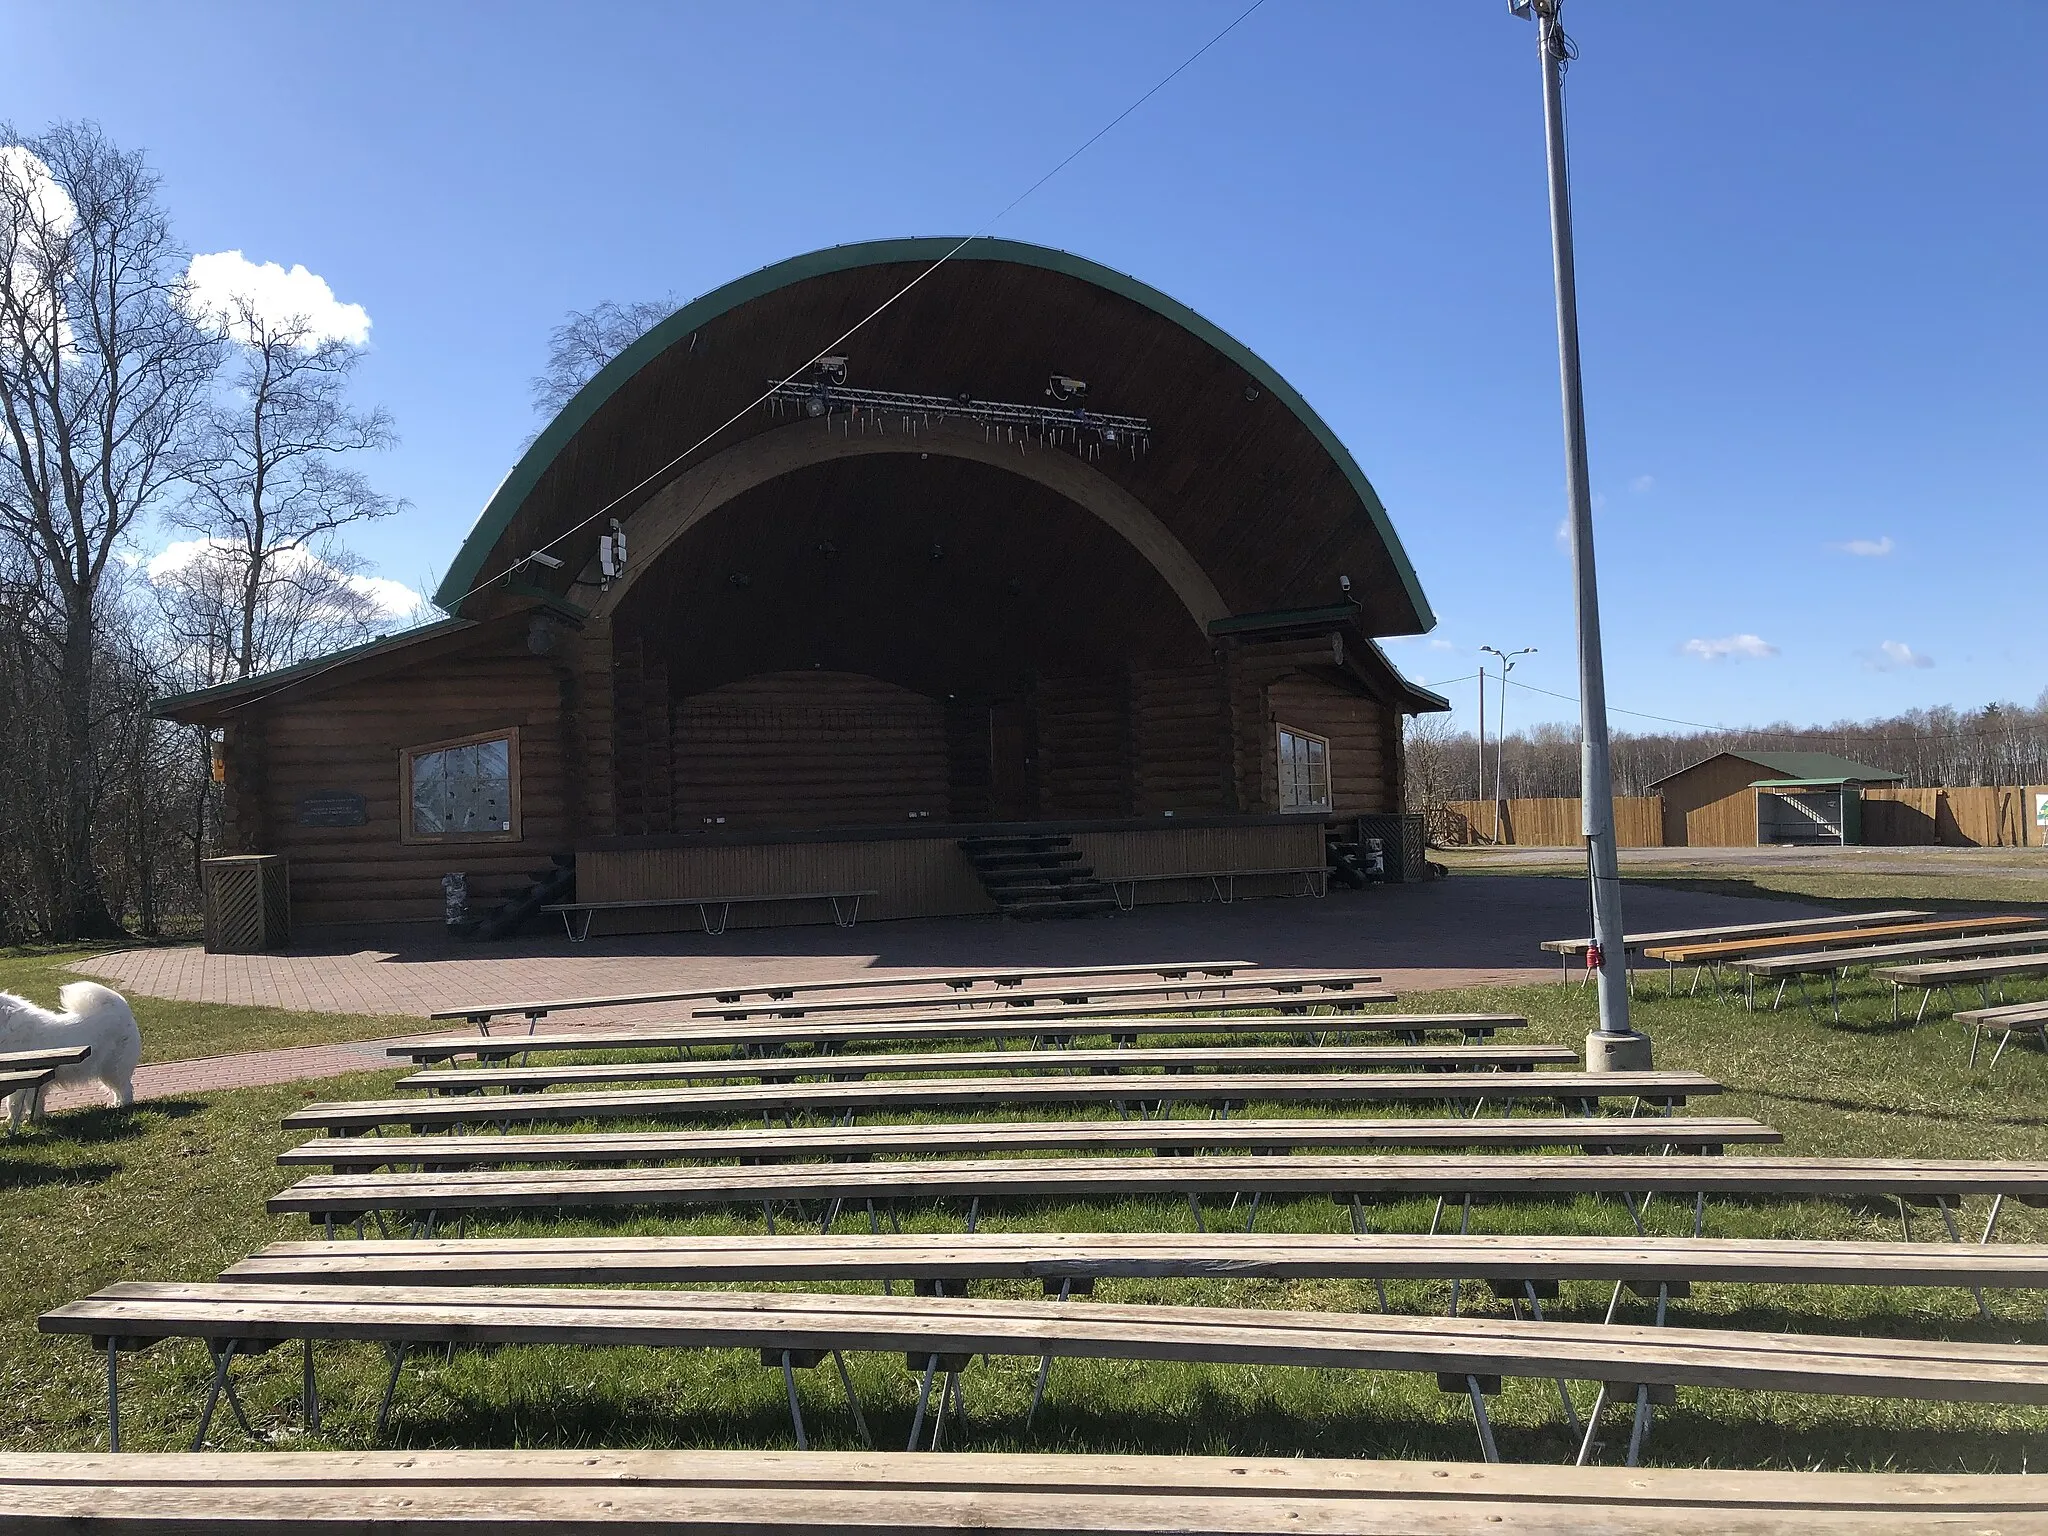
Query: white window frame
xmin=400 ymin=728 xmax=522 ymax=844
xmin=1276 ymin=724 xmax=1333 ymax=815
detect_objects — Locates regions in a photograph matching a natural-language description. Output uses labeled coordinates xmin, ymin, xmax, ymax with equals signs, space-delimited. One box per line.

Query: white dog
xmin=0 ymin=981 xmax=141 ymax=1131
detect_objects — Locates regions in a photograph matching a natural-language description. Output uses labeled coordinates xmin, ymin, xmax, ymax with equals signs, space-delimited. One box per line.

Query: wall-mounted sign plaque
xmin=297 ymin=790 xmax=368 ymax=828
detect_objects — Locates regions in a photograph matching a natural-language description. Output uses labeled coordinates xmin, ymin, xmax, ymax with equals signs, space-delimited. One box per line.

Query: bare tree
xmin=531 ymin=296 xmax=676 ymax=418
xmin=0 ymin=123 xmax=219 ymax=937
xmin=172 ymin=295 xmax=403 ymax=681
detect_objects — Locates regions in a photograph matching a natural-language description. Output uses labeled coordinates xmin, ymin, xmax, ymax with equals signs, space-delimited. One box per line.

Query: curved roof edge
xmin=435 ymin=237 xmax=1435 ymax=633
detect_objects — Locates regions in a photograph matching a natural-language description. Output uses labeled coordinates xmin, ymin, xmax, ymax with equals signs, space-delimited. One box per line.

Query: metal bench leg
xmin=1982 ymin=1194 xmax=2005 ymax=1243
xmin=192 ymin=1340 xmax=256 ymax=1450
xmin=302 ymin=1337 xmax=320 ymax=1433
xmin=1346 ymin=1197 xmax=1390 ymax=1311
xmin=1624 ymin=1385 xmax=1652 ymax=1467
xmin=1574 ymin=1383 xmax=1611 ymax=1465
xmin=830 ymin=1349 xmax=871 ymax=1447
xmin=780 ymin=1351 xmax=809 ymax=1450
xmin=106 ymin=1337 xmax=120 ymax=1452
xmin=907 ymin=1354 xmax=941 ymax=1451
xmin=1186 ymin=1194 xmax=1206 ymax=1232
xmin=1467 ymin=1377 xmax=1500 ymax=1463
xmin=1519 ymin=1286 xmax=1582 ymax=1437
xmin=1026 ymin=1278 xmax=1073 ymax=1430
xmin=964 ymin=1198 xmax=980 ymax=1234
xmin=375 ymin=1343 xmax=408 ymax=1438
xmin=1934 ymin=1196 xmax=1992 ymax=1320
xmin=1242 ymin=1191 xmax=1261 ymax=1233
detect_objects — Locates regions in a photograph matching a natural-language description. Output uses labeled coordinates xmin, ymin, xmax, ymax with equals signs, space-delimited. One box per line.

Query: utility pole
xmin=1510 ymin=0 xmax=1645 ymax=1063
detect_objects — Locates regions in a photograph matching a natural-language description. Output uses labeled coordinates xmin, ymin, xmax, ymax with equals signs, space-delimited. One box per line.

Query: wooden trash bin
xmin=203 ymin=855 xmax=291 ymax=954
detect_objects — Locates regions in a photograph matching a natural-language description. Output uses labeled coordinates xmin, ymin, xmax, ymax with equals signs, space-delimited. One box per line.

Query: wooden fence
xmin=1436 ymin=798 xmax=1665 ymax=848
xmin=1434 ymin=786 xmax=2048 ymax=849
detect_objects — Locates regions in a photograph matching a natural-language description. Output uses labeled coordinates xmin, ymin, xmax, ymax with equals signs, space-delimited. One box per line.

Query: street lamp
xmin=1508 ymin=0 xmax=1646 ymax=1066
xmin=1478 ymin=645 xmax=1537 ymax=817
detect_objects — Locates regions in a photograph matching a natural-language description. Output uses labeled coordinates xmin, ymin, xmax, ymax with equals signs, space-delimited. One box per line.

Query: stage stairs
xmin=958 ymin=834 xmax=1117 ymax=920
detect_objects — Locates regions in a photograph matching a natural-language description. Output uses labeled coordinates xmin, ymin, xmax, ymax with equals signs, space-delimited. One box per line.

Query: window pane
xmin=411 ymin=737 xmax=512 ymax=835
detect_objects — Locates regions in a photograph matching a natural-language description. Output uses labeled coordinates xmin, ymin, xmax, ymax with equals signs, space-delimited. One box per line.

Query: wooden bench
xmin=277 ymin=1115 xmax=1783 ymax=1171
xmin=1957 ymin=1000 xmax=2048 ymax=1069
xmin=431 ymin=960 xmax=1253 ymax=1029
xmin=692 ymin=972 xmax=1386 ymax=1021
xmin=42 ymin=1281 xmax=2048 ymax=1464
xmin=398 ymin=1042 xmax=1581 ymax=1097
xmin=1541 ymin=910 xmax=1932 ymax=986
xmin=1729 ymin=929 xmax=2048 ymax=1017
xmin=387 ymin=1011 xmax=1529 ymax=1065
xmin=269 ymin=1154 xmax=2045 ymax=1236
xmin=1644 ymin=915 xmax=2040 ymax=966
xmin=1875 ymin=953 xmax=2048 ymax=1023
xmin=224 ymin=1229 xmax=2048 ymax=1295
xmin=283 ymin=1070 xmax=1722 ymax=1135
xmin=4 ymin=1450 xmax=2042 ymax=1531
xmin=543 ymin=889 xmax=877 ymax=942
xmin=1105 ymin=866 xmax=1328 ymax=909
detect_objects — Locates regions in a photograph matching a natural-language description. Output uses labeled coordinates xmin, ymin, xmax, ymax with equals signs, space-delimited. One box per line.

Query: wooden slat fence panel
xmin=1438 ymin=798 xmax=1663 ymax=848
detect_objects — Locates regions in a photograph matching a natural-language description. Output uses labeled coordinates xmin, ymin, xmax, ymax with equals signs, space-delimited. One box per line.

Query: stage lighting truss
xmin=764 ymin=378 xmax=1151 ymax=460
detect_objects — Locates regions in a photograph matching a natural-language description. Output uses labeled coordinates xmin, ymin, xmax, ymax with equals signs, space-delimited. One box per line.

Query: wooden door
xmin=988 ymin=702 xmax=1037 ymax=820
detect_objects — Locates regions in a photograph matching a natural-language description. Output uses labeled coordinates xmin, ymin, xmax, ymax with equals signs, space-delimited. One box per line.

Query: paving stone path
xmin=54 ymin=876 xmax=1827 ymax=1106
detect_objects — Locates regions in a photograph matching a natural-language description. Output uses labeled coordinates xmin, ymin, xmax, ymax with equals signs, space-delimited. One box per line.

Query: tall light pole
xmin=1510 ymin=0 xmax=1645 ymax=1064
xmin=1479 ymin=645 xmax=1537 ymax=815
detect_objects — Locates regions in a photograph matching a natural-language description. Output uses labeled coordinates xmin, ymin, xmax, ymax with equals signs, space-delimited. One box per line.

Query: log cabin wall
xmin=1035 ymin=675 xmax=1129 ymax=817
xmin=670 ymin=670 xmax=949 ymax=830
xmin=1130 ymin=663 xmax=1229 ymax=815
xmin=1222 ymin=635 xmax=1395 ymax=815
xmin=237 ymin=630 xmax=572 ymax=926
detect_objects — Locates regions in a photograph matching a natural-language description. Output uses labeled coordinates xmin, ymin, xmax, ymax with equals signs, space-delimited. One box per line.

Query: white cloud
xmin=184 ymin=250 xmax=371 ymax=345
xmin=1830 ymin=535 xmax=1894 ymax=558
xmin=147 ymin=537 xmax=423 ymax=620
xmin=1628 ymin=474 xmax=1656 ymax=493
xmin=1554 ymin=516 xmax=1571 ymax=550
xmin=1870 ymin=639 xmax=1934 ymax=672
xmin=0 ymin=145 xmax=76 ymax=233
xmin=1682 ymin=633 xmax=1778 ymax=662
xmin=1428 ymin=637 xmax=1456 ymax=651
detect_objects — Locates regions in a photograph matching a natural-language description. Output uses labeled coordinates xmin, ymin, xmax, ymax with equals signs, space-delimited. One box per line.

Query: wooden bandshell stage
xmin=157 ymin=239 xmax=1446 ymax=933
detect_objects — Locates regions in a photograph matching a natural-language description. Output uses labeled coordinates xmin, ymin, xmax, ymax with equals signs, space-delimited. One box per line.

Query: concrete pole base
xmin=1586 ymin=1030 xmax=1654 ymax=1072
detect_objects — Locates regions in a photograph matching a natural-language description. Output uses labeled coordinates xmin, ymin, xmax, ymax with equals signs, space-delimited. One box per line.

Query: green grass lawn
xmin=0 ymin=946 xmax=420 ymax=1063
xmin=3 ymin=977 xmax=2045 ymax=1470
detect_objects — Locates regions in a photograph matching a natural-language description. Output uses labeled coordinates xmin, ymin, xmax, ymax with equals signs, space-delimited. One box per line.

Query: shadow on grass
xmin=43 ymin=1098 xmax=206 ymax=1144
xmin=0 ymin=1158 xmax=123 ymax=1191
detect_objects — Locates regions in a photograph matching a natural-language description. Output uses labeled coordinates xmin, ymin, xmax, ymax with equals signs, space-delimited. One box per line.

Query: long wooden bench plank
xmin=693 ymin=974 xmax=1386 ymax=1021
xmin=1541 ymin=910 xmax=1931 ymax=957
xmin=0 ymin=1046 xmax=91 ymax=1072
xmin=266 ymin=1153 xmax=2038 ymax=1222
xmin=1734 ymin=929 xmax=2048 ymax=978
xmin=400 ymin=1044 xmax=1578 ymax=1096
xmin=223 ymin=1231 xmax=2048 ymax=1290
xmin=1645 ymin=916 xmax=2040 ymax=965
xmin=283 ymin=1071 xmax=1719 ymax=1133
xmin=431 ymin=961 xmax=1255 ymax=1025
xmin=3 ymin=1450 xmax=2041 ymax=1533
xmin=277 ymin=1117 xmax=1783 ymax=1170
xmin=43 ymin=1282 xmax=2048 ymax=1406
xmin=388 ymin=1012 xmax=1527 ymax=1065
xmin=1879 ymin=953 xmax=2048 ymax=985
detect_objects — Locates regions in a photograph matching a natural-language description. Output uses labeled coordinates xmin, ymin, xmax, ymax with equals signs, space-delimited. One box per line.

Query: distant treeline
xmin=1404 ymin=695 xmax=2048 ymax=808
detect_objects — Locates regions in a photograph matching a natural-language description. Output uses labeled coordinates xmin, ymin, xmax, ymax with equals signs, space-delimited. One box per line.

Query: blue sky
xmin=6 ymin=2 xmax=2043 ymax=737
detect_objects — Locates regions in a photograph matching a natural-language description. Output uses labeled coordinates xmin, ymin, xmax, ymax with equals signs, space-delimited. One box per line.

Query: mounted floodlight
xmin=525 ymin=549 xmax=564 ymax=571
xmin=599 ymin=518 xmax=626 ymax=588
xmin=816 ymin=357 xmax=849 ymax=385
xmin=764 ymin=376 xmax=1150 ymax=460
xmin=1046 ymin=374 xmax=1089 ymax=403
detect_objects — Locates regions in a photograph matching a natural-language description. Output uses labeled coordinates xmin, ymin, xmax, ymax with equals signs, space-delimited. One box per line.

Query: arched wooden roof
xmin=436 ymin=237 xmax=1434 ymax=637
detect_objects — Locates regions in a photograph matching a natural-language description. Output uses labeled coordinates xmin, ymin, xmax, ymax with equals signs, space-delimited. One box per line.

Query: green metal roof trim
xmin=1751 ymin=777 xmax=1879 ymax=789
xmin=150 ymin=616 xmax=474 ymax=717
xmin=433 ymin=238 xmax=1436 ymax=632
